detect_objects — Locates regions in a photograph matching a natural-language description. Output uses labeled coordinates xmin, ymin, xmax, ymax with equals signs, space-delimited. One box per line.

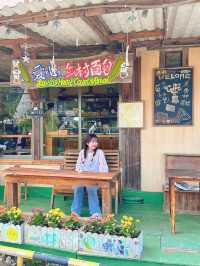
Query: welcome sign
xmin=11 ymin=54 xmax=132 ymax=88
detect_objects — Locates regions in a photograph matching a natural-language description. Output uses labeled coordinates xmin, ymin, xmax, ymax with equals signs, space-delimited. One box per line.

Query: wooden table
xmin=168 ymin=169 xmax=200 ymax=233
xmin=4 ymin=166 xmax=120 ymax=216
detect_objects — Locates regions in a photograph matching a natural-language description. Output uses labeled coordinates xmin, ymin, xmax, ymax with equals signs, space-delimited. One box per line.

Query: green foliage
xmin=29 ymin=208 xmax=47 ymax=227
xmin=17 ymin=118 xmax=32 ymax=133
xmin=0 ymin=212 xmax=9 ymax=224
xmin=64 ymin=216 xmax=82 ymax=231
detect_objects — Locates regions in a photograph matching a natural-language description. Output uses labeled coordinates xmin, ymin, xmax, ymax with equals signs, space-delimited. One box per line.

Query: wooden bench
xmin=164 ymin=154 xmax=200 ymax=213
xmin=51 ymin=150 xmax=121 ymax=214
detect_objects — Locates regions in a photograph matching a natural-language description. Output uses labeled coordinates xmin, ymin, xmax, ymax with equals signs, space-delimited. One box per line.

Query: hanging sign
xmin=11 ymin=54 xmax=132 ymax=88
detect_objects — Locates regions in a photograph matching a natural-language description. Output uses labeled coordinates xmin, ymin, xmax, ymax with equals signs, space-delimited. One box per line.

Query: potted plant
xmin=79 ymin=215 xmax=143 ymax=259
xmin=17 ymin=118 xmax=32 ymax=134
xmin=0 ymin=206 xmax=24 ymax=244
xmin=24 ymin=208 xmax=80 ymax=251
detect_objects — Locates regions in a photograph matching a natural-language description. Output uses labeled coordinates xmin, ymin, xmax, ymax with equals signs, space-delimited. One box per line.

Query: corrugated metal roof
xmin=26 ymin=17 xmax=103 ymax=46
xmin=102 ymin=8 xmax=163 ymax=33
xmin=0 ymin=26 xmax=25 ymax=39
xmin=0 ymin=1 xmax=199 ymax=47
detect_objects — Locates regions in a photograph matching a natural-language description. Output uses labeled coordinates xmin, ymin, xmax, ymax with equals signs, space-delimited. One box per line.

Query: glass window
xmin=42 ymin=88 xmax=79 ymax=156
xmin=165 ymin=51 xmax=182 ymax=68
xmin=81 ymin=85 xmax=119 ymax=150
xmin=41 ymin=85 xmax=119 ymax=157
xmin=0 ymin=86 xmax=32 ymax=156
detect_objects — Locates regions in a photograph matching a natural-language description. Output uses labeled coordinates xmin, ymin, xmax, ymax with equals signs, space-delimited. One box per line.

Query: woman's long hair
xmin=83 ymin=134 xmax=98 ymax=160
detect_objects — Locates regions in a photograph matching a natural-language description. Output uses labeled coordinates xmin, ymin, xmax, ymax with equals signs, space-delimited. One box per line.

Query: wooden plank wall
xmin=120 ymin=53 xmax=141 ymax=189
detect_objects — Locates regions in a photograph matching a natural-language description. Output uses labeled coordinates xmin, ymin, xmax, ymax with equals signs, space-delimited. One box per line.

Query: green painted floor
xmin=0 ymin=187 xmax=200 ymax=266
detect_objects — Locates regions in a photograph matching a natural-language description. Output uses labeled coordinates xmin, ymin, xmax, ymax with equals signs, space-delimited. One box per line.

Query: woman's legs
xmin=86 ymin=186 xmax=101 ymax=215
xmin=71 ymin=186 xmax=84 ymax=215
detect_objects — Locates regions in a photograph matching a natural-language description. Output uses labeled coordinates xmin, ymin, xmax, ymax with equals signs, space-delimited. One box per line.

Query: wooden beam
xmin=82 ymin=17 xmax=112 ymax=43
xmin=0 ymin=38 xmax=46 ymax=46
xmin=0 ymin=6 xmax=130 ymax=26
xmin=8 ymin=26 xmax=49 ymax=46
xmin=28 ymin=42 xmax=122 ymax=57
xmin=114 ymin=0 xmax=197 ymax=8
xmin=0 ymin=0 xmax=196 ymax=26
xmin=111 ymin=29 xmax=163 ymax=41
xmin=132 ymin=35 xmax=200 ymax=48
xmin=164 ymin=36 xmax=200 ymax=45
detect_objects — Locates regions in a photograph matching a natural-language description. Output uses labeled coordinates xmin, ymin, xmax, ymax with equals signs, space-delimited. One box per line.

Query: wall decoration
xmin=154 ymin=68 xmax=192 ymax=125
xmin=118 ymin=102 xmax=144 ymax=128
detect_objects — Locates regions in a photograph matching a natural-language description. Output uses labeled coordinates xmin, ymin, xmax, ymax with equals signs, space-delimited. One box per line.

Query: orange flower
xmin=0 ymin=205 xmax=6 ymax=214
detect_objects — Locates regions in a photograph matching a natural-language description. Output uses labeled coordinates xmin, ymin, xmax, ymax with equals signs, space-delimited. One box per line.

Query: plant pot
xmin=0 ymin=223 xmax=24 ymax=244
xmin=24 ymin=224 xmax=78 ymax=251
xmin=78 ymin=231 xmax=143 ymax=259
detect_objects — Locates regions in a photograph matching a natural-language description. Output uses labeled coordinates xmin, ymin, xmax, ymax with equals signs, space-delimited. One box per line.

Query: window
xmin=41 ymin=85 xmax=119 ymax=157
xmin=0 ymin=86 xmax=32 ymax=156
xmin=42 ymin=87 xmax=79 ymax=156
xmin=165 ymin=51 xmax=182 ymax=68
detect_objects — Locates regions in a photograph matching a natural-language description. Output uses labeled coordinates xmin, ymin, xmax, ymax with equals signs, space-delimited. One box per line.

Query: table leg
xmin=6 ymin=181 xmax=19 ymax=208
xmin=101 ymin=184 xmax=112 ymax=216
xmin=115 ymin=180 xmax=119 ymax=215
xmin=170 ymin=178 xmax=176 ymax=234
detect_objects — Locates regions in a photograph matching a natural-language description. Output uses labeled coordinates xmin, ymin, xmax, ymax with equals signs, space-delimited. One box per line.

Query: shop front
xmin=10 ymin=53 xmax=133 ymax=160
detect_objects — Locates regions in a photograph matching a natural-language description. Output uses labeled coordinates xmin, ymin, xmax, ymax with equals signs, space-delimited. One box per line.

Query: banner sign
xmin=11 ymin=54 xmax=132 ymax=88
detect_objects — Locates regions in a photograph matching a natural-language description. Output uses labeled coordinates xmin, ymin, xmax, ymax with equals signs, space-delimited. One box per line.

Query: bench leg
xmin=3 ymin=183 xmax=7 ymax=203
xmin=24 ymin=182 xmax=28 ymax=201
xmin=18 ymin=184 xmax=21 ymax=206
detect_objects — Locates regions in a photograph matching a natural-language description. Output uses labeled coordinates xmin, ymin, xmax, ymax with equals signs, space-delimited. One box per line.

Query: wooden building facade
xmin=0 ymin=0 xmax=199 ymax=194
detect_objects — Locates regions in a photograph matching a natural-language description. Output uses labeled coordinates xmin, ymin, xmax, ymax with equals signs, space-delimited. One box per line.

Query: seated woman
xmin=71 ymin=134 xmax=108 ymax=219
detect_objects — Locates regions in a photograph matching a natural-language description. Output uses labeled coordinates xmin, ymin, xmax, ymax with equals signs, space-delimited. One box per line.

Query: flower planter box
xmin=0 ymin=223 xmax=24 ymax=244
xmin=24 ymin=224 xmax=78 ymax=251
xmin=78 ymin=231 xmax=143 ymax=259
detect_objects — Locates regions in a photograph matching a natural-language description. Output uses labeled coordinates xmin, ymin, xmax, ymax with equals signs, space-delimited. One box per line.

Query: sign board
xmin=11 ymin=54 xmax=132 ymax=88
xmin=154 ymin=68 xmax=193 ymax=125
xmin=118 ymin=102 xmax=144 ymax=128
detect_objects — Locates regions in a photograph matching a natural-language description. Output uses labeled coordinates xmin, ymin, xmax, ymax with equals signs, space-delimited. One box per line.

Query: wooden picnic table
xmin=168 ymin=169 xmax=200 ymax=233
xmin=4 ymin=166 xmax=120 ymax=216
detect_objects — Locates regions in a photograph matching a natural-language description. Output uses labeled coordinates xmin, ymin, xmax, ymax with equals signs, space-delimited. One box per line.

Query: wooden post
xmin=28 ymin=88 xmax=41 ymax=160
xmin=32 ymin=118 xmax=41 ymax=160
xmin=169 ymin=177 xmax=176 ymax=234
xmin=120 ymin=51 xmax=141 ymax=189
xmin=17 ymin=256 xmax=23 ymax=266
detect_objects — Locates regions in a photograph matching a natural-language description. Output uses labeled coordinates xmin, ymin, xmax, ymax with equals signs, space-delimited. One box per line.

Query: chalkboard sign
xmin=154 ymin=68 xmax=193 ymax=125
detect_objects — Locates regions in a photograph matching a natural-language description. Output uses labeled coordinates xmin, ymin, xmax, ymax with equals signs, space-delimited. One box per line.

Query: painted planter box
xmin=24 ymin=224 xmax=78 ymax=251
xmin=0 ymin=223 xmax=24 ymax=244
xmin=78 ymin=231 xmax=143 ymax=259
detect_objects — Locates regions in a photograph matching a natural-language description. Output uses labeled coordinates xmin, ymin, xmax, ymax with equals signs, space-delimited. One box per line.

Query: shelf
xmin=82 ymin=95 xmax=118 ymax=99
xmin=57 ymin=115 xmax=117 ymax=118
xmin=82 ymin=115 xmax=117 ymax=118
